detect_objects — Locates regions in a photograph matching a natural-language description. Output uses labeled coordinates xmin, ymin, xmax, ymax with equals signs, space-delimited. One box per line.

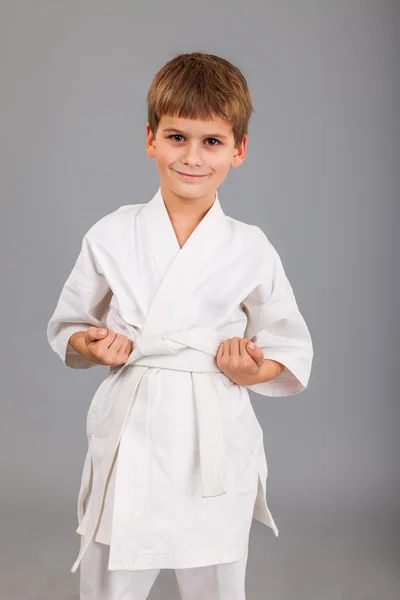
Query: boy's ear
xmin=145 ymin=123 xmax=156 ymax=158
xmin=231 ymin=135 xmax=247 ymax=168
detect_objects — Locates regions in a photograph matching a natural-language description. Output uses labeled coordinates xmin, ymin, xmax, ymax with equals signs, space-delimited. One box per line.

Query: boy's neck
xmin=160 ymin=185 xmax=216 ymax=222
xmin=160 ymin=185 xmax=217 ymax=249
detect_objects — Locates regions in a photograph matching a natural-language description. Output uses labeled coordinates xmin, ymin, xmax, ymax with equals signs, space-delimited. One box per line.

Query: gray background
xmin=1 ymin=1 xmax=398 ymax=599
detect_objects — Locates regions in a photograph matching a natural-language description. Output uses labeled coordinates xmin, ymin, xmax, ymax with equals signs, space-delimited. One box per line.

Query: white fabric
xmin=47 ymin=188 xmax=313 ymax=573
xmin=80 ymin=540 xmax=248 ymax=600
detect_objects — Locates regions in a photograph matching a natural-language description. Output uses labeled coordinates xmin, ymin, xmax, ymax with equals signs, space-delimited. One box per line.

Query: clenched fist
xmin=70 ymin=327 xmax=134 ymax=367
xmin=216 ymin=337 xmax=265 ymax=386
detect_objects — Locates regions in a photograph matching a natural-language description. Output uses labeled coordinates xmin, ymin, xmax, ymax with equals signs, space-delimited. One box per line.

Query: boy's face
xmin=145 ymin=114 xmax=247 ymax=203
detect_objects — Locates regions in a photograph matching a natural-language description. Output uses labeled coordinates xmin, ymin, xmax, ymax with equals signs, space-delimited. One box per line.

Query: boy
xmin=47 ymin=52 xmax=313 ymax=600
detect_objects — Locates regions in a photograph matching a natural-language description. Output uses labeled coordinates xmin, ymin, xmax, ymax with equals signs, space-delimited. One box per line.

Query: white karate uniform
xmin=47 ymin=188 xmax=313 ymax=581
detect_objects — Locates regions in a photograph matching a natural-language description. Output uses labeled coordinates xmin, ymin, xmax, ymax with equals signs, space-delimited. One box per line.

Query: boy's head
xmin=145 ymin=52 xmax=254 ymax=203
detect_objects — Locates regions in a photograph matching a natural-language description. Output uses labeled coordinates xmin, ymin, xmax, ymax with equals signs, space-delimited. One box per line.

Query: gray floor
xmin=1 ymin=504 xmax=399 ymax=600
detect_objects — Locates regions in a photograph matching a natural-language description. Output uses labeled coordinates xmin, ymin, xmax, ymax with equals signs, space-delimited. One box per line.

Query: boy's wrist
xmin=249 ymin=359 xmax=285 ymax=385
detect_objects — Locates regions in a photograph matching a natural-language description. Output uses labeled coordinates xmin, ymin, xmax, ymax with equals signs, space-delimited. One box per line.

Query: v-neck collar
xmin=138 ymin=187 xmax=229 ymax=335
xmin=159 ymin=187 xmax=222 ymax=250
xmin=141 ymin=187 xmax=225 ymax=279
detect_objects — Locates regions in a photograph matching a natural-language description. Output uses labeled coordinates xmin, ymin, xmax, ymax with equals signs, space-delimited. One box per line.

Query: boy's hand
xmin=83 ymin=327 xmax=134 ymax=366
xmin=216 ymin=337 xmax=265 ymax=386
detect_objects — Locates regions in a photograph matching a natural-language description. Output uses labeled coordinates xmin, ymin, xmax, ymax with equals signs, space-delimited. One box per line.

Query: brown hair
xmin=146 ymin=52 xmax=254 ymax=146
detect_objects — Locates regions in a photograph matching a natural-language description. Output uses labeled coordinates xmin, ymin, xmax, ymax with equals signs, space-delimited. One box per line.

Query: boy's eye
xmin=204 ymin=138 xmax=221 ymax=146
xmin=169 ymin=134 xmax=185 ymax=142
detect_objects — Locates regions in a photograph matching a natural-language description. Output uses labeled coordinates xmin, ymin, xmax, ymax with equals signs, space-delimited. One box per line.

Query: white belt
xmin=71 ymin=327 xmax=229 ymax=573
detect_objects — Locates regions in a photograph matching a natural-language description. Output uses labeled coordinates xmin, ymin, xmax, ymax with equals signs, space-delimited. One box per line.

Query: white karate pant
xmin=80 ymin=541 xmax=248 ymax=600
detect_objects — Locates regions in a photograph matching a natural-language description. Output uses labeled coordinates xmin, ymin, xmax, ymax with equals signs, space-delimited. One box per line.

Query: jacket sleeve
xmin=46 ymin=234 xmax=112 ymax=369
xmin=242 ymin=241 xmax=313 ymax=397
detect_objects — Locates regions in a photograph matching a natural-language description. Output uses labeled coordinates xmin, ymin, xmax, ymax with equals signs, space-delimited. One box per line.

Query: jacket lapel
xmin=140 ymin=188 xmax=228 ymax=335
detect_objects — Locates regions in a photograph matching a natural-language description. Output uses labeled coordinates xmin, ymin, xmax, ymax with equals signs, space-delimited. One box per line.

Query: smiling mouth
xmin=173 ymin=170 xmax=210 ymax=179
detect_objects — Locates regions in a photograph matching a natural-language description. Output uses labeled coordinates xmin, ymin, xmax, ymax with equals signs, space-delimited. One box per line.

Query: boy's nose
xmin=181 ymin=143 xmax=204 ymax=167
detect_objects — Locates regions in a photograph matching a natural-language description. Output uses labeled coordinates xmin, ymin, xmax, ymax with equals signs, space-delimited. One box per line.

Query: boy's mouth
xmin=172 ymin=169 xmax=210 ymax=180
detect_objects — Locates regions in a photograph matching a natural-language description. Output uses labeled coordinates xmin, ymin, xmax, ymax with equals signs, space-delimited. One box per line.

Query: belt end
xmin=201 ymin=483 xmax=227 ymax=498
